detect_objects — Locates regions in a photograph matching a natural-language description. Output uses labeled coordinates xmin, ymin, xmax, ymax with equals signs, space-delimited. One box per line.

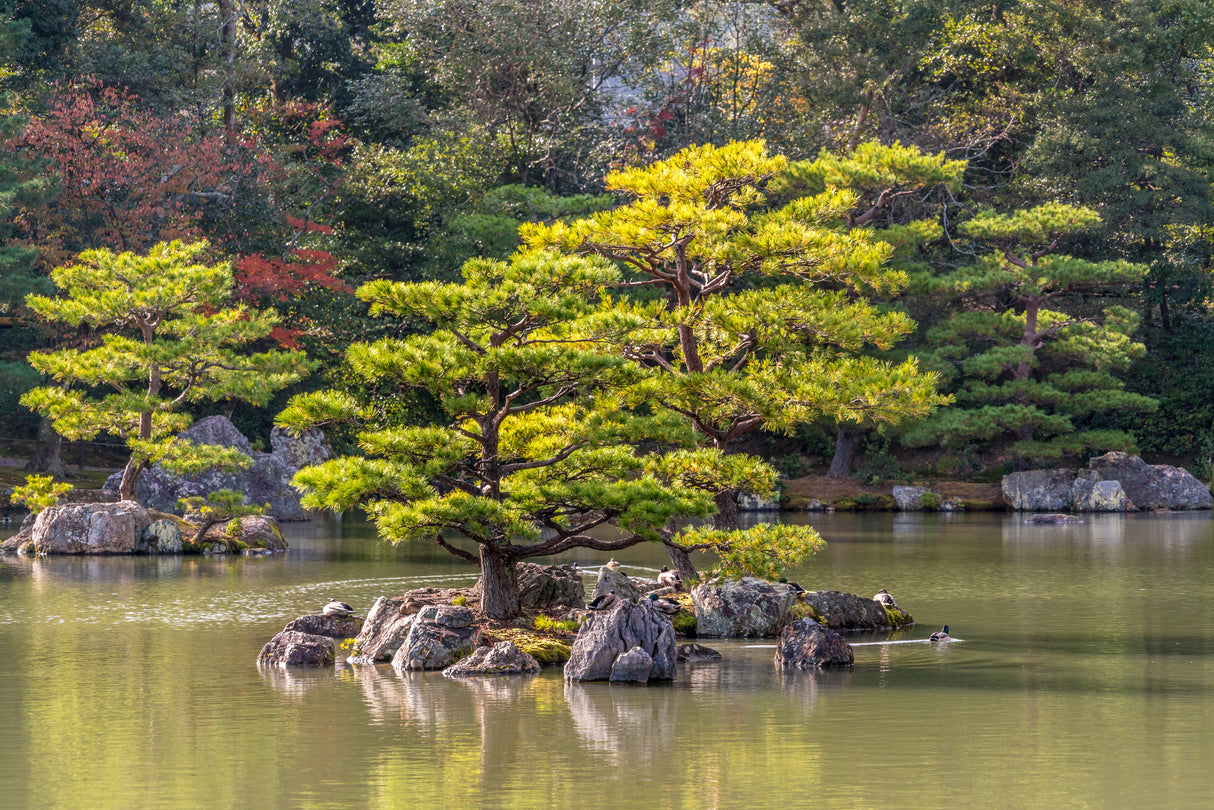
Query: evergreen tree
xmin=902 ymin=203 xmax=1158 ymax=462
xmin=21 ymin=241 xmax=313 ymax=501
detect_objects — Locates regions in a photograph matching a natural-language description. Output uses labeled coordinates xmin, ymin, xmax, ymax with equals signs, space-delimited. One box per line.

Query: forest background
xmin=4 ymin=0 xmax=1214 ymax=489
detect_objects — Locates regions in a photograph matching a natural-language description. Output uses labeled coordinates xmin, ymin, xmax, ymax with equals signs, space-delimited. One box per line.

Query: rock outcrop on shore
xmin=690 ymin=577 xmax=800 ymax=637
xmin=392 ymin=605 xmax=482 ymax=672
xmin=1003 ymin=452 xmax=1212 ymax=512
xmin=258 ymin=613 xmax=364 ymax=667
xmin=443 ymin=642 xmax=541 ymax=677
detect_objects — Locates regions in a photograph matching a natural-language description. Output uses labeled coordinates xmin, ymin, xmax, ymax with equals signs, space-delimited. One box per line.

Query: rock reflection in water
xmin=257 ymin=662 xmax=337 ymax=697
xmin=348 ymin=664 xmax=464 ymax=728
xmin=564 ymin=681 xmax=677 ymax=762
xmin=776 ymin=665 xmax=853 ymax=709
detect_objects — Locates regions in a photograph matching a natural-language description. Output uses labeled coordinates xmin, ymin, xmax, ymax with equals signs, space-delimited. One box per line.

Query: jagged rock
xmin=1002 ymin=469 xmax=1076 ymax=511
xmin=676 ymin=643 xmax=722 ymax=663
xmin=892 ymin=485 xmax=940 ymax=511
xmin=564 ymin=600 xmax=677 ymax=683
xmin=1 ymin=513 xmax=37 ymax=554
xmin=1088 ymin=452 xmax=1212 ymax=510
xmin=351 ymin=596 xmax=415 ymax=661
xmin=400 ymin=587 xmax=477 ymax=615
xmin=443 ymin=642 xmax=541 ymax=677
xmin=391 ymin=605 xmax=481 ymax=671
xmin=805 ymin=499 xmax=825 ymax=512
xmin=282 ymin=613 xmax=364 ymax=638
xmin=736 ymin=492 xmax=780 ymax=512
xmin=515 ymin=562 xmax=585 ymax=611
xmin=257 ymin=631 xmax=335 ymax=667
xmin=775 ymin=618 xmax=854 ymax=669
xmin=590 ymin=565 xmax=642 ymax=604
xmin=1024 ymin=513 xmax=1083 ymax=524
xmin=138 ymin=518 xmax=183 ymax=554
xmin=257 ymin=611 xmax=362 ymax=667
xmin=270 ymin=426 xmax=332 ymax=471
xmin=690 ymin=577 xmax=799 ymax=638
xmin=801 ymin=590 xmax=912 ymax=631
xmin=226 ymin=516 xmax=288 ymax=550
xmin=30 ymin=501 xmax=153 ymax=554
xmin=103 ymin=415 xmax=330 ymax=521
xmin=1071 ymin=474 xmax=1129 ymax=512
xmin=609 ymin=646 xmax=655 ymax=682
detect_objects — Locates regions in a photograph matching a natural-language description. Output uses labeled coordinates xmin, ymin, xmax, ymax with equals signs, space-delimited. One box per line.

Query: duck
xmin=604 ymin=558 xmax=622 ymax=571
xmin=322 ymin=598 xmax=355 ymax=617
xmin=929 ymin=625 xmax=951 ymax=641
xmin=586 ymin=591 xmax=618 ymax=611
xmin=779 ymin=578 xmax=805 ymax=595
xmin=657 ymin=565 xmax=682 ymax=590
xmin=647 ymin=594 xmax=682 ymax=615
xmin=873 ymin=588 xmax=898 ymax=608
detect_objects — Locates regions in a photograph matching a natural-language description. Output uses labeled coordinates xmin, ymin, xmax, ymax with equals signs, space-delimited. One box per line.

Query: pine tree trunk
xmin=478 ymin=544 xmax=520 ymax=620
xmin=827 ymin=426 xmax=863 ymax=478
xmin=666 ymin=545 xmax=697 ymax=582
xmin=24 ymin=417 xmax=70 ymax=478
xmin=117 ymin=457 xmax=145 ymax=502
xmin=712 ymin=489 xmax=739 ymax=530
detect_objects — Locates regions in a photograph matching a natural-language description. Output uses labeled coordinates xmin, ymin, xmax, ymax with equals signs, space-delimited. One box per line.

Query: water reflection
xmin=564 ymin=681 xmax=677 ymax=762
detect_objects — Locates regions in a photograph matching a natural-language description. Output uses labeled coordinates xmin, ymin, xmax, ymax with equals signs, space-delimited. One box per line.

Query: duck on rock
xmin=658 ymin=566 xmax=682 ymax=590
xmin=586 ymin=591 xmax=618 ymax=611
xmin=322 ymin=598 xmax=355 ymax=617
xmin=647 ymin=594 xmax=681 ymax=615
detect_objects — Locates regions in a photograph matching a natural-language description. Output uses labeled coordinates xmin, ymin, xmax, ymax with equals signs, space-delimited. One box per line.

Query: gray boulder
xmin=1002 ymin=469 xmax=1076 ymax=511
xmin=351 ymin=596 xmax=414 ymax=661
xmin=515 ymin=562 xmax=585 ymax=611
xmin=257 ymin=630 xmax=335 ymax=667
xmin=257 ymin=612 xmax=362 ymax=667
xmin=802 ymin=589 xmax=912 ymax=631
xmin=270 ymin=426 xmax=332 ymax=470
xmin=1088 ymin=452 xmax=1212 ymax=510
xmin=892 ymin=485 xmax=939 ymax=511
xmin=1071 ymin=473 xmax=1129 ymax=512
xmin=590 ymin=565 xmax=642 ymax=604
xmin=138 ymin=518 xmax=183 ymax=554
xmin=443 ymin=642 xmax=542 ymax=677
xmin=1 ymin=513 xmax=37 ymax=554
xmin=736 ymin=492 xmax=780 ymax=512
xmin=564 ymin=600 xmax=677 ymax=683
xmin=391 ymin=605 xmax=481 ymax=671
xmin=104 ymin=415 xmax=330 ymax=521
xmin=31 ymin=501 xmax=153 ymax=554
xmin=676 ymin=643 xmax=722 ymax=663
xmin=775 ymin=618 xmax=854 ymax=669
xmin=1024 ymin=513 xmax=1083 ymax=524
xmin=690 ymin=577 xmax=799 ymax=637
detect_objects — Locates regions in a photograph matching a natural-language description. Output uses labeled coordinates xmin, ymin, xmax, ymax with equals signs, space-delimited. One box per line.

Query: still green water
xmin=2 ymin=511 xmax=1213 ymax=809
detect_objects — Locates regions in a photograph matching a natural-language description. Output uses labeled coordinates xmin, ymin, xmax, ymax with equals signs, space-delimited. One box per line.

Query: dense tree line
xmin=5 ymin=0 xmax=1214 ymax=487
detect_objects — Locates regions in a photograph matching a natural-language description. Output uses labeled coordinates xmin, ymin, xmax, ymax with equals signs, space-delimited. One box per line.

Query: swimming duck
xmin=873 ymin=588 xmax=898 ymax=608
xmin=647 ymin=594 xmax=682 ymax=615
xmin=929 ymin=625 xmax=951 ymax=641
xmin=658 ymin=565 xmax=682 ymax=590
xmin=604 ymin=558 xmax=622 ymax=571
xmin=322 ymin=598 xmax=355 ymax=617
xmin=586 ymin=591 xmax=618 ymax=611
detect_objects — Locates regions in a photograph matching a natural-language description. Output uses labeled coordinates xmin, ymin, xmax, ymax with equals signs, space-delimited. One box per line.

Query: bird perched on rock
xmin=322 ymin=598 xmax=355 ymax=617
xmin=658 ymin=565 xmax=682 ymax=590
xmin=586 ymin=591 xmax=618 ymax=611
xmin=647 ymin=593 xmax=681 ymax=615
xmin=779 ymin=578 xmax=805 ymax=595
xmin=873 ymin=588 xmax=898 ymax=608
xmin=929 ymin=625 xmax=951 ymax=641
xmin=604 ymin=558 xmax=622 ymax=571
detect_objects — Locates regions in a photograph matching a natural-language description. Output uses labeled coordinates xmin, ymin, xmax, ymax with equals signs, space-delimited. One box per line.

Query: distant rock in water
xmin=775 ymin=618 xmax=854 ymax=669
xmin=103 ymin=415 xmax=333 ymax=521
xmin=801 ymin=589 xmax=913 ymax=631
xmin=1024 ymin=513 xmax=1083 ymax=525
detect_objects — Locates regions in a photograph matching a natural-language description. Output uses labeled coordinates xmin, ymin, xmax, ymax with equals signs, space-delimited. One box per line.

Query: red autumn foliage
xmin=235 ymin=249 xmax=353 ymax=302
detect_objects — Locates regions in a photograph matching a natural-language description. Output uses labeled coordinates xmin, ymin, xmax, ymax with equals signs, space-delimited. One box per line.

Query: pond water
xmin=2 ymin=511 xmax=1213 ymax=809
